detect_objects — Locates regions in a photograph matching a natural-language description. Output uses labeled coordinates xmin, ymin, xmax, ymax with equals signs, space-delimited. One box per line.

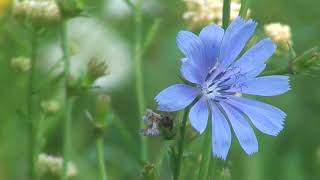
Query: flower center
xmin=201 ymin=83 xmax=221 ymax=99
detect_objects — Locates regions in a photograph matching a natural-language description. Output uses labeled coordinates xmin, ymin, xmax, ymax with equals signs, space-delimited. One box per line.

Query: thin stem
xmin=198 ymin=121 xmax=212 ymax=180
xmin=239 ymin=0 xmax=251 ymax=18
xmin=134 ymin=0 xmax=147 ymax=161
xmin=28 ymin=26 xmax=39 ymax=180
xmin=223 ymin=0 xmax=231 ymax=29
xmin=96 ymin=136 xmax=107 ymax=180
xmin=61 ymin=19 xmax=73 ymax=180
xmin=173 ymin=108 xmax=190 ymax=180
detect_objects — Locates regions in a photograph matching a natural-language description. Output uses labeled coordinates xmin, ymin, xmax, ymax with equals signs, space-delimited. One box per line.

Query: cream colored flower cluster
xmin=264 ymin=23 xmax=292 ymax=51
xmin=38 ymin=153 xmax=77 ymax=178
xmin=13 ymin=0 xmax=61 ymax=23
xmin=183 ymin=0 xmax=250 ymax=29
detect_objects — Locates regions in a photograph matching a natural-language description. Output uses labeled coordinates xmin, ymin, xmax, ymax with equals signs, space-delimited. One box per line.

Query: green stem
xmin=198 ymin=122 xmax=212 ymax=180
xmin=223 ymin=0 xmax=231 ymax=29
xmin=61 ymin=19 xmax=73 ymax=180
xmin=28 ymin=26 xmax=39 ymax=180
xmin=134 ymin=0 xmax=147 ymax=161
xmin=96 ymin=136 xmax=107 ymax=180
xmin=173 ymin=108 xmax=190 ymax=180
xmin=239 ymin=0 xmax=251 ymax=18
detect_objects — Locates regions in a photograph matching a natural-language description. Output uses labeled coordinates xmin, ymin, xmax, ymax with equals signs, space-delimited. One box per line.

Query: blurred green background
xmin=0 ymin=0 xmax=320 ymax=179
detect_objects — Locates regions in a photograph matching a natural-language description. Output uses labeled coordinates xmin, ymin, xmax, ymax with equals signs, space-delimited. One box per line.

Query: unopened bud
xmin=40 ymin=99 xmax=60 ymax=115
xmin=95 ymin=95 xmax=111 ymax=128
xmin=13 ymin=0 xmax=61 ymax=24
xmin=11 ymin=56 xmax=31 ymax=72
xmin=87 ymin=57 xmax=109 ymax=83
xmin=291 ymin=47 xmax=320 ymax=75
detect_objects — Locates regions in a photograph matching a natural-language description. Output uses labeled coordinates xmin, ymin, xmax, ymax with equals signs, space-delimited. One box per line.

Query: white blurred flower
xmin=103 ymin=0 xmax=161 ymax=18
xmin=264 ymin=23 xmax=292 ymax=51
xmin=39 ymin=17 xmax=131 ymax=92
xmin=183 ymin=0 xmax=251 ymax=29
xmin=13 ymin=0 xmax=61 ymax=23
xmin=38 ymin=153 xmax=77 ymax=178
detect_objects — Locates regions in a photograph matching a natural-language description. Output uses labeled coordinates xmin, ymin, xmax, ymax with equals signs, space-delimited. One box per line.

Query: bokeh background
xmin=0 ymin=0 xmax=320 ymax=179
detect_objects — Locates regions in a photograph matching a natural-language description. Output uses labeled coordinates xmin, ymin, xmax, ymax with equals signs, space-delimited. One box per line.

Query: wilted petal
xmin=155 ymin=84 xmax=199 ymax=112
xmin=210 ymin=102 xmax=231 ymax=160
xmin=226 ymin=96 xmax=285 ymax=136
xmin=239 ymin=75 xmax=290 ymax=96
xmin=189 ymin=97 xmax=209 ymax=134
xmin=220 ymin=102 xmax=258 ymax=155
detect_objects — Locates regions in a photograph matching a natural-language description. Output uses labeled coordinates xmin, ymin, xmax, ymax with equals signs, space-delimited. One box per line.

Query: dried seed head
xmin=264 ymin=23 xmax=292 ymax=51
xmin=13 ymin=0 xmax=61 ymax=23
xmin=140 ymin=109 xmax=174 ymax=139
xmin=183 ymin=0 xmax=251 ymax=29
xmin=11 ymin=56 xmax=31 ymax=72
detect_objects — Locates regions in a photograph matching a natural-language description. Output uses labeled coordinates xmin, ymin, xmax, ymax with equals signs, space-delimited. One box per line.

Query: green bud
xmin=11 ymin=56 xmax=31 ymax=72
xmin=291 ymin=47 xmax=320 ymax=75
xmin=142 ymin=163 xmax=155 ymax=179
xmin=94 ymin=95 xmax=111 ymax=133
xmin=56 ymin=0 xmax=84 ymax=18
xmin=40 ymin=99 xmax=60 ymax=115
xmin=87 ymin=57 xmax=109 ymax=83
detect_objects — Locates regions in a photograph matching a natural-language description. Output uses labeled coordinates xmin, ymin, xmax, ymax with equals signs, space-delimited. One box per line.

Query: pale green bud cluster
xmin=10 ymin=56 xmax=31 ymax=72
xmin=40 ymin=99 xmax=60 ymax=115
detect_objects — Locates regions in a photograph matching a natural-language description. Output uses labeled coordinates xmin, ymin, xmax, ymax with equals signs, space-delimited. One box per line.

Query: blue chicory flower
xmin=155 ymin=17 xmax=290 ymax=160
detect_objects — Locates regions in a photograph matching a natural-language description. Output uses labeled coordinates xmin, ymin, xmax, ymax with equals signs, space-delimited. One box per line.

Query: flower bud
xmin=56 ymin=0 xmax=84 ymax=18
xmin=95 ymin=95 xmax=111 ymax=128
xmin=40 ymin=99 xmax=60 ymax=115
xmin=11 ymin=56 xmax=31 ymax=72
xmin=264 ymin=23 xmax=292 ymax=52
xmin=13 ymin=0 xmax=61 ymax=24
xmin=291 ymin=47 xmax=320 ymax=75
xmin=87 ymin=57 xmax=109 ymax=83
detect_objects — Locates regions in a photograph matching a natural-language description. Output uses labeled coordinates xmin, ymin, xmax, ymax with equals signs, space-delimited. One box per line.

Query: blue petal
xmin=220 ymin=102 xmax=258 ymax=155
xmin=176 ymin=31 xmax=207 ymax=79
xmin=219 ymin=18 xmax=257 ymax=69
xmin=180 ymin=58 xmax=204 ymax=84
xmin=210 ymin=102 xmax=231 ymax=160
xmin=155 ymin=84 xmax=199 ymax=112
xmin=234 ymin=38 xmax=276 ymax=78
xmin=189 ymin=96 xmax=209 ymax=134
xmin=199 ymin=24 xmax=225 ymax=71
xmin=239 ymin=75 xmax=291 ymax=96
xmin=226 ymin=96 xmax=285 ymax=136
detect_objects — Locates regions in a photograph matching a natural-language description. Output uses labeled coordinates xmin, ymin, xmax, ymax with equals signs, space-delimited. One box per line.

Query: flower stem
xmin=239 ymin=0 xmax=251 ymax=18
xmin=198 ymin=121 xmax=212 ymax=180
xmin=134 ymin=0 xmax=148 ymax=161
xmin=61 ymin=19 xmax=73 ymax=180
xmin=223 ymin=0 xmax=231 ymax=29
xmin=28 ymin=26 xmax=39 ymax=180
xmin=173 ymin=108 xmax=190 ymax=180
xmin=96 ymin=135 xmax=107 ymax=180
